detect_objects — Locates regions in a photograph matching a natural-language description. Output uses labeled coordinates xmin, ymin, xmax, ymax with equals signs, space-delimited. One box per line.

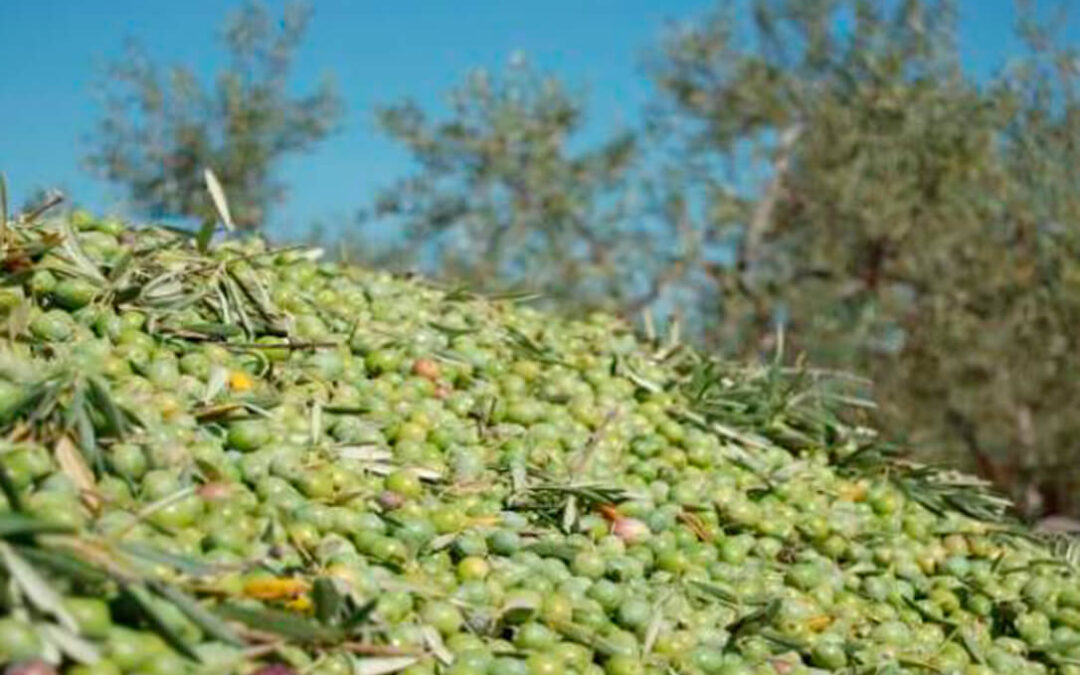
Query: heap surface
xmin=0 ymin=213 xmax=1077 ymax=675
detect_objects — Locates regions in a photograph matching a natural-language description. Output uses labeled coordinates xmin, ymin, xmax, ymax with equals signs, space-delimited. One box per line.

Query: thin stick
xmin=21 ymin=191 xmax=65 ymax=225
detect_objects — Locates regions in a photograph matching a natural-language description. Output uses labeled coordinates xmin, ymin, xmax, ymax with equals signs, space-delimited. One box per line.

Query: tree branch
xmin=738 ymin=123 xmax=803 ymax=274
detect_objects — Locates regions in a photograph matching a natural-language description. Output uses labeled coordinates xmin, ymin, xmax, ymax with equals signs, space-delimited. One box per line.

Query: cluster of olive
xmin=1 ymin=212 xmax=1079 ymax=675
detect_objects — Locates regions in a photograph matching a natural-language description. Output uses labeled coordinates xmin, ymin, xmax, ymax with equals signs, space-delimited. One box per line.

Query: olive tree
xmin=368 ymin=57 xmax=681 ymax=313
xmin=651 ymin=0 xmax=1080 ymax=515
xmin=85 ymin=1 xmax=343 ymax=229
xmin=370 ymin=1 xmax=1080 ymax=516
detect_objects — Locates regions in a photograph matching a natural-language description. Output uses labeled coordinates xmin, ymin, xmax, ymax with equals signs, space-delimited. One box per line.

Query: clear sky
xmin=0 ymin=1 xmax=1074 ymax=240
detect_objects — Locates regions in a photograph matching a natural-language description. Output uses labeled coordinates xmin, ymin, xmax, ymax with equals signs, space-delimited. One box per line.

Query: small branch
xmin=224 ymin=340 xmax=341 ymax=351
xmin=738 ymin=123 xmax=803 ymax=274
xmin=622 ymin=259 xmax=686 ymax=316
xmin=341 ymin=643 xmax=424 ymax=656
xmin=21 ymin=190 xmax=65 ymax=225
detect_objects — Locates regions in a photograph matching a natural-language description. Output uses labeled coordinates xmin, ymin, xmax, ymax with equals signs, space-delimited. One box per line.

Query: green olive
xmin=385 ymin=469 xmax=423 ymax=498
xmin=105 ymin=627 xmax=165 ymax=671
xmin=6 ymin=213 xmax=1080 ymax=675
xmin=616 ymin=597 xmax=652 ymax=631
xmin=67 ymin=659 xmax=124 ymax=675
xmin=52 ymin=277 xmax=98 ymax=310
xmin=811 ymin=640 xmax=848 ymax=669
xmin=526 ymin=653 xmax=566 ymax=675
xmin=30 ymin=308 xmax=75 ymax=341
xmin=0 ymin=618 xmax=43 ymax=661
xmin=421 ymin=600 xmax=465 ymax=636
xmin=227 ymin=419 xmax=271 ymax=451
xmin=603 ymin=655 xmax=644 ymax=675
xmin=63 ymin=596 xmax=113 ymax=639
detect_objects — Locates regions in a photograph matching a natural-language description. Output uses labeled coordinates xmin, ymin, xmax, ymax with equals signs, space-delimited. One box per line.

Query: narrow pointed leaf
xmin=216 ymin=603 xmax=345 ymax=643
xmin=353 ymin=656 xmax=420 ymax=675
xmin=0 ymin=512 xmax=74 ymax=537
xmin=0 ymin=542 xmax=79 ymax=631
xmin=204 ymin=168 xmax=235 ymax=231
xmin=39 ymin=622 xmax=102 ymax=664
xmin=149 ymin=581 xmax=245 ymax=647
xmin=87 ymin=376 xmax=128 ymax=438
xmin=122 ymin=583 xmax=202 ymax=662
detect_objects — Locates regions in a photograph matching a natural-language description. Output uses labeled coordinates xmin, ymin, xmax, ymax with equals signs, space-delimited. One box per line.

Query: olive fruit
xmin=0 ymin=212 xmax=1077 ymax=675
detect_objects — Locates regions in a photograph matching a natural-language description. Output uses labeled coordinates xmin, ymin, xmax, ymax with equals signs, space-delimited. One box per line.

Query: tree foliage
xmin=651 ymin=0 xmax=1080 ymax=515
xmin=85 ymin=1 xmax=343 ymax=229
xmin=372 ymin=1 xmax=1080 ymax=516
xmin=370 ymin=57 xmax=670 ymax=312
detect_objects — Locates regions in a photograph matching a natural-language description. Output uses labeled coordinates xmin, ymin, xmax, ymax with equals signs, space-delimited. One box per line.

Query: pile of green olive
xmin=1 ymin=211 xmax=1079 ymax=675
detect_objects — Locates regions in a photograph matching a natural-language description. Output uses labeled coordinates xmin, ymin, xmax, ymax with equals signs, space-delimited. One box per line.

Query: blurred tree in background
xmin=85 ymin=1 xmax=343 ymax=229
xmin=648 ymin=0 xmax=1080 ymax=516
xmin=368 ymin=57 xmax=664 ymax=312
xmin=85 ymin=0 xmax=1080 ymax=516
xmin=372 ymin=0 xmax=1080 ymax=516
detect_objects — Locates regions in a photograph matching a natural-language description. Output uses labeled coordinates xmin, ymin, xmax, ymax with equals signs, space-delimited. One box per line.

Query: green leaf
xmin=496 ymin=594 xmax=539 ymax=626
xmin=196 ymin=219 xmax=216 ymax=254
xmin=38 ymin=622 xmax=102 ymax=664
xmin=216 ymin=603 xmax=346 ymax=644
xmin=0 ymin=512 xmax=74 ymax=538
xmin=148 ymin=581 xmax=245 ymax=647
xmin=427 ymin=321 xmax=477 ymax=337
xmin=14 ymin=545 xmax=110 ymax=584
xmin=550 ymin=621 xmax=634 ymax=657
xmin=342 ymin=597 xmax=378 ymax=632
xmin=122 ymin=583 xmax=202 ymax=662
xmin=87 ymin=376 xmax=129 ymax=439
xmin=0 ymin=462 xmax=24 ymax=512
xmin=421 ymin=625 xmax=453 ymax=665
xmin=689 ymin=580 xmax=741 ymax=607
xmin=0 ymin=542 xmax=79 ymax=632
xmin=524 ymin=540 xmax=580 ymax=562
xmin=312 ymin=576 xmax=344 ymax=625
xmin=73 ymin=400 xmax=100 ymax=473
xmin=0 ymin=382 xmax=50 ymax=430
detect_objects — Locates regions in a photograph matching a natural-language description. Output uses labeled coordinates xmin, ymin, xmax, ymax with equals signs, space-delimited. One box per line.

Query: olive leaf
xmin=0 ymin=462 xmax=25 ymax=512
xmin=216 ymin=603 xmax=346 ymax=644
xmin=38 ymin=622 xmax=102 ymax=664
xmin=14 ymin=544 xmax=110 ymax=585
xmin=0 ymin=542 xmax=80 ymax=632
xmin=341 ymin=597 xmax=378 ymax=632
xmin=312 ymin=576 xmax=345 ymax=625
xmin=148 ymin=581 xmax=245 ymax=647
xmin=121 ymin=583 xmax=203 ymax=662
xmin=54 ymin=434 xmax=102 ymax=512
xmin=0 ymin=512 xmax=73 ymax=538
xmin=642 ymin=591 xmax=672 ymax=656
xmin=495 ymin=594 xmax=539 ymax=626
xmin=352 ymin=656 xmax=420 ymax=675
xmin=420 ymin=625 xmax=454 ymax=665
xmin=204 ymin=168 xmax=235 ymax=231
xmin=59 ymin=218 xmax=107 ymax=283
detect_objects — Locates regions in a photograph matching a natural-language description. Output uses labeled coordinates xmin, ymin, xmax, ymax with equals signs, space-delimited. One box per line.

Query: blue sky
xmin=0 ymin=1 xmax=1073 ymax=240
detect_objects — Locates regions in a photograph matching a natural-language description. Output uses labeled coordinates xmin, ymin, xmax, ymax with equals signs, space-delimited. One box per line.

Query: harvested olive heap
xmin=2 ymin=212 xmax=1080 ymax=675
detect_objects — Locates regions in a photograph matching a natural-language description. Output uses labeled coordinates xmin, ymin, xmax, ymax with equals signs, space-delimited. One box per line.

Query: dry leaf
xmin=54 ymin=436 xmax=101 ymax=513
xmin=352 ymin=657 xmax=419 ymax=675
xmin=204 ymin=169 xmax=235 ymax=231
xmin=242 ymin=576 xmax=311 ymax=601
